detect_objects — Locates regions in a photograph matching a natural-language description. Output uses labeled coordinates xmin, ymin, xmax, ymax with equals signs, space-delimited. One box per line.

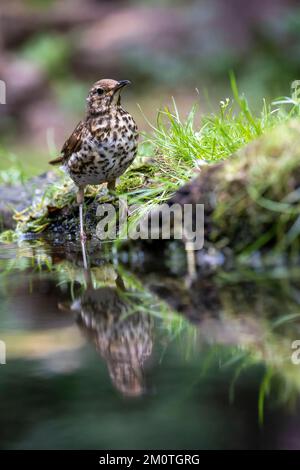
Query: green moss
xmin=117 ymin=175 xmax=145 ymax=194
xmin=117 ymin=161 xmax=156 ymax=194
xmin=211 ymin=119 xmax=300 ymax=255
xmin=0 ymin=230 xmax=18 ymax=243
xmin=5 ymin=79 xmax=300 ymax=242
xmin=14 ymin=171 xmax=77 ymax=234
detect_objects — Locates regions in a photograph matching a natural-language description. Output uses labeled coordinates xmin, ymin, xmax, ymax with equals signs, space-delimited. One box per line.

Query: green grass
xmin=2 ymin=239 xmax=300 ymax=420
xmin=0 ymin=152 xmax=29 ymax=185
xmin=2 ymin=77 xmax=300 ymax=238
xmin=115 ymin=77 xmax=300 ymax=239
xmin=211 ymin=118 xmax=300 ymax=255
xmin=143 ymin=74 xmax=289 ymax=164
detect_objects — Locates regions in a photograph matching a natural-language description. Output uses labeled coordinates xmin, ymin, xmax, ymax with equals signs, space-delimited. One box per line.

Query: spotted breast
xmin=65 ymin=108 xmax=137 ymax=187
xmin=49 ymin=78 xmax=138 ymax=239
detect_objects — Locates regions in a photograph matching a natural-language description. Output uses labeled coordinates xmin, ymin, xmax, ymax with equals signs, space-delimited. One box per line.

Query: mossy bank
xmin=1 ymin=82 xmax=300 ymax=260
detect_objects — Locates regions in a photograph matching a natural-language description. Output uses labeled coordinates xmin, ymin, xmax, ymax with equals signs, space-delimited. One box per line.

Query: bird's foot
xmin=107 ymin=180 xmax=116 ymax=193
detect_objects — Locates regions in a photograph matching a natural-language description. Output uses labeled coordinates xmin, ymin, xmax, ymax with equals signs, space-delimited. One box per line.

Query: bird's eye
xmin=96 ymin=88 xmax=104 ymax=95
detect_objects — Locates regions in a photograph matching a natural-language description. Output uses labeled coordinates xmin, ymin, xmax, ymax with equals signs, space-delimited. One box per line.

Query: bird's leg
xmin=184 ymin=242 xmax=197 ymax=288
xmin=81 ymin=234 xmax=88 ymax=269
xmin=107 ymin=179 xmax=116 ymax=193
xmin=77 ymin=186 xmax=86 ymax=242
xmin=106 ymin=179 xmax=118 ymax=204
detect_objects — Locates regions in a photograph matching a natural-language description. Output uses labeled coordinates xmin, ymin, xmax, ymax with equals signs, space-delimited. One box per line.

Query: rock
xmin=167 ymin=120 xmax=300 ymax=255
xmin=0 ymin=171 xmax=58 ymax=230
xmin=1 ymin=119 xmax=300 ymax=257
xmin=0 ymin=169 xmax=119 ymax=239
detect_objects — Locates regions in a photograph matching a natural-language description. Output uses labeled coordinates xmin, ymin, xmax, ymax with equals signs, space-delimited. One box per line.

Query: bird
xmin=76 ymin=274 xmax=153 ymax=397
xmin=60 ymin=265 xmax=153 ymax=397
xmin=49 ymin=79 xmax=138 ymax=240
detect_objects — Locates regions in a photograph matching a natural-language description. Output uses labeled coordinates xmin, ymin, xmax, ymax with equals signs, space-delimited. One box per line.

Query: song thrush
xmin=75 ymin=271 xmax=153 ymax=397
xmin=49 ymin=79 xmax=138 ymax=239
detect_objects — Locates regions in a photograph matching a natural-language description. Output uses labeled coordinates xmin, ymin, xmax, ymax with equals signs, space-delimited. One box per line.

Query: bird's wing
xmin=49 ymin=120 xmax=88 ymax=165
xmin=61 ymin=120 xmax=86 ymax=159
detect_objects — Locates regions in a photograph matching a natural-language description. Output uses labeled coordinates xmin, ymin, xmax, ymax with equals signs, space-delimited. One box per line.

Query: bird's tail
xmin=49 ymin=156 xmax=64 ymax=165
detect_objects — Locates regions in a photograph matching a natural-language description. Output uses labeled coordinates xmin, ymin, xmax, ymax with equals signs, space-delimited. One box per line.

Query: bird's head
xmin=86 ymin=78 xmax=131 ymax=114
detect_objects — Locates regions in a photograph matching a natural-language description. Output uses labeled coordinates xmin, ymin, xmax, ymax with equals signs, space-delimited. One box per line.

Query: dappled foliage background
xmin=2 ymin=1 xmax=300 ymax=450
xmin=1 ymin=0 xmax=300 ymax=172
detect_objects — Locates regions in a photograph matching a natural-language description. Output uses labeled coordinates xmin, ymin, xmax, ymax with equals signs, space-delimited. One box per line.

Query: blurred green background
xmin=2 ymin=2 xmax=300 ymax=449
xmin=1 ymin=0 xmax=300 ymax=175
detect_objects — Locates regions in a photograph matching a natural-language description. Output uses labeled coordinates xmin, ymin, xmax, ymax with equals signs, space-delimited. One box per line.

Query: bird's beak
xmin=116 ymin=80 xmax=131 ymax=90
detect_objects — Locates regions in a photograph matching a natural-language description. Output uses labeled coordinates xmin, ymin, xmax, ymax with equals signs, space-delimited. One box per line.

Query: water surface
xmin=0 ymin=241 xmax=300 ymax=449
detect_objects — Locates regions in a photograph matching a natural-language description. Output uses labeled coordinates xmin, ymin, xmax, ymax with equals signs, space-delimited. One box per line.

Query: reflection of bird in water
xmin=74 ymin=271 xmax=153 ymax=397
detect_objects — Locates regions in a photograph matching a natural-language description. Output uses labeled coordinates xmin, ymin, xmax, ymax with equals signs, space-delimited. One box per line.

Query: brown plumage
xmin=73 ymin=272 xmax=153 ymax=397
xmin=49 ymin=79 xmax=138 ymax=239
